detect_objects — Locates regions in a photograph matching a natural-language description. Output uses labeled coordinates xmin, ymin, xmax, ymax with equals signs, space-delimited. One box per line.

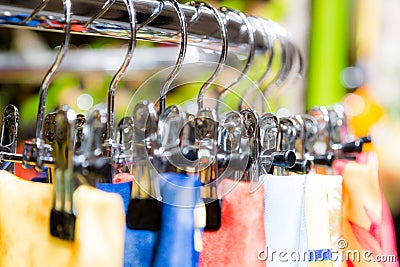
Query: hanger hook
xmin=85 ymin=0 xmax=164 ymax=29
xmin=103 ymin=0 xmax=136 ymax=143
xmin=238 ymin=16 xmax=275 ymax=111
xmin=158 ymin=0 xmax=188 ymax=115
xmin=22 ymin=0 xmax=51 ymax=24
xmin=34 ymin=0 xmax=72 ymax=146
xmin=216 ymin=8 xmax=255 ymax=115
xmin=85 ymin=0 xmax=136 ymax=146
xmin=87 ymin=1 xmax=169 ymax=142
xmin=187 ymin=1 xmax=228 ymax=111
xmin=261 ymin=20 xmax=301 ymax=99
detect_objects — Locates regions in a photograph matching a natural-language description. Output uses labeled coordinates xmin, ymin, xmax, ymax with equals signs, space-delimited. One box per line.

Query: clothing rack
xmin=0 ymin=0 xmax=274 ymax=54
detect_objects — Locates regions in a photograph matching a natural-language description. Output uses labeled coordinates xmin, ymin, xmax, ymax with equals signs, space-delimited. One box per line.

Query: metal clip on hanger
xmin=186 ymin=1 xmax=227 ymax=231
xmin=49 ymin=105 xmax=77 ymax=241
xmin=217 ymin=111 xmax=249 ymax=181
xmin=240 ymin=108 xmax=260 ymax=185
xmin=258 ymin=113 xmax=279 ymax=176
xmin=156 ymin=105 xmax=191 ymax=173
xmin=127 ymin=101 xmax=161 ymax=230
xmin=283 ymin=115 xmax=312 ymax=174
xmin=269 ymin=117 xmax=296 ymax=176
xmin=43 ymin=112 xmax=56 ymax=183
xmin=115 ymin=116 xmax=134 ymax=174
xmin=74 ymin=107 xmax=111 ymax=186
xmin=44 ymin=112 xmax=85 ymax=184
xmin=74 ymin=114 xmax=86 ymax=153
xmin=306 ymin=106 xmax=336 ymax=167
xmin=0 ymin=105 xmax=19 ymax=173
xmin=328 ymin=104 xmax=371 ymax=155
xmin=299 ymin=114 xmax=332 ymax=166
xmin=308 ymin=105 xmax=368 ymax=166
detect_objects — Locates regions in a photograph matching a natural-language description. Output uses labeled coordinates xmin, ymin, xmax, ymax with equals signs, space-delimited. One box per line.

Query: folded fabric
xmin=321 ymin=174 xmax=343 ymax=267
xmin=200 ymin=179 xmax=266 ymax=267
xmin=0 ymin=170 xmax=125 ymax=267
xmin=305 ymin=173 xmax=334 ymax=267
xmin=335 ymin=161 xmax=399 ymax=267
xmin=97 ymin=181 xmax=158 ymax=267
xmin=263 ymin=174 xmax=308 ymax=267
xmin=153 ymin=172 xmax=204 ymax=267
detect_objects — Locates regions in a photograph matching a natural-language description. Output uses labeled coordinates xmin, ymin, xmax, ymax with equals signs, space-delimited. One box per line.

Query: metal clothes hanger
xmin=62 ymin=0 xmax=136 ymax=187
xmin=83 ymin=0 xmax=137 ymax=158
xmin=234 ymin=18 xmax=287 ymax=188
xmin=85 ymin=0 xmax=169 ymax=159
xmin=74 ymin=114 xmax=86 ymax=152
xmin=22 ymin=0 xmax=72 ymax=172
xmin=156 ymin=105 xmax=192 ymax=173
xmin=21 ymin=0 xmax=81 ymax=241
xmin=203 ymin=8 xmax=255 ymax=196
xmin=184 ymin=1 xmax=228 ymax=231
xmin=126 ymin=0 xmax=188 ymax=231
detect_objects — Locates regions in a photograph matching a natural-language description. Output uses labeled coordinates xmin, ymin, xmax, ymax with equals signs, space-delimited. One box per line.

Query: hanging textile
xmin=263 ymin=174 xmax=308 ymax=267
xmin=97 ymin=181 xmax=159 ymax=267
xmin=153 ymin=172 xmax=205 ymax=267
xmin=305 ymin=173 xmax=334 ymax=267
xmin=334 ymin=160 xmax=398 ymax=267
xmin=322 ymin=173 xmax=343 ymax=267
xmin=200 ymin=179 xmax=266 ymax=267
xmin=0 ymin=170 xmax=125 ymax=267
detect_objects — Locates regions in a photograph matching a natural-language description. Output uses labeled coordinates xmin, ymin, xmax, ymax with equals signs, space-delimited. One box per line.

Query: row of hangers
xmin=0 ymin=0 xmax=370 ymax=242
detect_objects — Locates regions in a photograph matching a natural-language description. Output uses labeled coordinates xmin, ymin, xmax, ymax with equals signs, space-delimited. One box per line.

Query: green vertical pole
xmin=306 ymin=0 xmax=350 ymax=109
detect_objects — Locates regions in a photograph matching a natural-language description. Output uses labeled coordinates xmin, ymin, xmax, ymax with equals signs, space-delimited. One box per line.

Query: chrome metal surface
xmin=0 ymin=0 xmax=271 ymax=54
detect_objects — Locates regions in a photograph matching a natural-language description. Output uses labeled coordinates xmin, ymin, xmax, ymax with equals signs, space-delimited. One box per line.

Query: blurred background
xmin=1 ymin=0 xmax=400 ymax=253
